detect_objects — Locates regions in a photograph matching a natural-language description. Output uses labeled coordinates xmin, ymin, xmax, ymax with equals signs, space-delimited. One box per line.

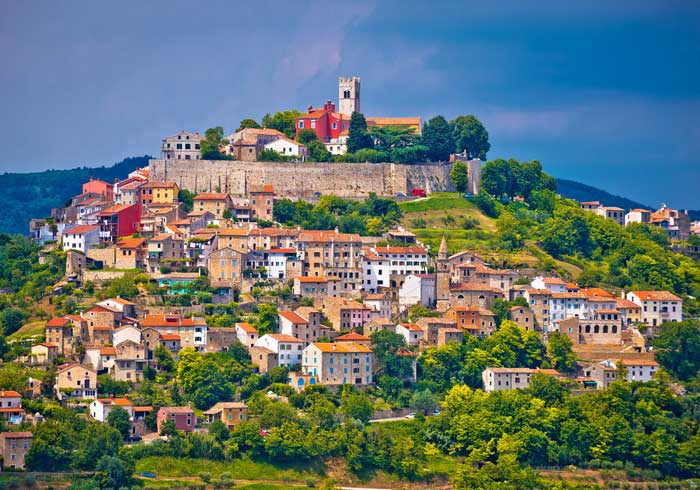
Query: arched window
xmin=594 ymin=325 xmax=599 ymax=333
xmin=457 ymin=295 xmax=464 ymax=300
xmin=612 ymin=325 xmax=618 ymax=333
xmin=585 ymin=325 xmax=591 ymax=333
xmin=603 ymin=325 xmax=608 ymax=333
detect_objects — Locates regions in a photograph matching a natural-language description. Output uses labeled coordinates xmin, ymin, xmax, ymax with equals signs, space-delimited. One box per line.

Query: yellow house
xmin=194 ymin=193 xmax=233 ymax=218
xmin=140 ymin=182 xmax=180 ymax=205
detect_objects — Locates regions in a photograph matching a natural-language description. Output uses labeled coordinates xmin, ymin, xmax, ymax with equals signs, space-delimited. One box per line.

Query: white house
xmin=626 ymin=291 xmax=682 ymax=327
xmin=622 ymin=359 xmax=660 ymax=382
xmin=267 ymin=248 xmax=297 ymax=279
xmin=530 ymin=276 xmax=567 ymax=293
xmin=62 ymin=225 xmax=100 ymax=253
xmin=549 ymin=292 xmax=589 ymax=322
xmin=264 ymin=137 xmax=308 ymax=158
xmin=90 ymin=397 xmax=133 ymax=422
xmin=235 ymin=323 xmax=258 ymax=349
xmin=161 ymin=131 xmax=202 ymax=161
xmin=482 ymin=367 xmax=561 ymax=392
xmin=112 ymin=325 xmax=141 ymax=347
xmin=255 ymin=334 xmax=304 ymax=367
xmin=399 ymin=274 xmax=436 ymax=309
xmin=363 ymin=293 xmax=391 ymax=319
xmin=396 ymin=323 xmax=424 ymax=346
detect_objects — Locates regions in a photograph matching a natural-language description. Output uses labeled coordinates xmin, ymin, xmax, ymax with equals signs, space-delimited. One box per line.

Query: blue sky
xmin=1 ymin=0 xmax=698 ymax=207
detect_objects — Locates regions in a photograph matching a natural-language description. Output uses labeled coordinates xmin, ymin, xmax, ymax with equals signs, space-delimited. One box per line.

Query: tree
xmin=341 ymin=392 xmax=373 ymax=423
xmin=296 ymin=128 xmax=319 ymax=145
xmin=107 ymin=407 xmax=131 ymax=440
xmin=254 ymin=303 xmax=278 ymax=335
xmin=105 ymin=274 xmax=139 ymax=300
xmin=209 ymin=419 xmax=230 ymax=443
xmin=368 ymin=125 xmax=418 ymax=150
xmin=370 ymin=330 xmax=414 ymax=379
xmin=177 ymin=349 xmax=233 ymax=409
xmin=422 ymin=116 xmax=454 ymax=161
xmin=0 ymin=307 xmax=25 ymax=336
xmin=451 ymin=115 xmax=490 ymax=160
xmin=547 ymin=331 xmax=577 ymax=372
xmin=154 ymin=343 xmax=175 ymax=372
xmin=652 ymin=319 xmax=700 ymax=381
xmin=262 ymin=110 xmax=303 ymax=139
xmin=347 ymin=112 xmax=373 ymax=153
xmin=200 ymin=126 xmax=233 ymax=160
xmin=450 ymin=161 xmax=468 ymax=194
xmin=307 ymin=140 xmax=332 ymax=162
xmin=94 ymin=455 xmax=134 ymax=490
xmin=237 ymin=118 xmax=260 ymax=131
xmin=160 ymin=419 xmax=176 ymax=436
xmin=410 ymin=389 xmax=438 ymax=414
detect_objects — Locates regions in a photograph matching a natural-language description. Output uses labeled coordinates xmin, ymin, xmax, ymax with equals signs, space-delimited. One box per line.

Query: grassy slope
xmin=399 ymin=193 xmax=581 ymax=276
xmin=8 ymin=320 xmax=46 ymax=341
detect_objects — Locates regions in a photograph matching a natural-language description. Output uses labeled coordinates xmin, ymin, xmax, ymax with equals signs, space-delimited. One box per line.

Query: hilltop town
xmin=0 ymin=77 xmax=699 ymax=489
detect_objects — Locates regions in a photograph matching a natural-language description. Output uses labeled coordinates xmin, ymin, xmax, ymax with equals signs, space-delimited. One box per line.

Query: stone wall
xmin=149 ymin=159 xmax=458 ymax=198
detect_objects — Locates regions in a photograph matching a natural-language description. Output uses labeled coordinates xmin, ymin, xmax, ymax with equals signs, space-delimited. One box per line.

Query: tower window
xmin=344 ymin=90 xmax=351 ymax=98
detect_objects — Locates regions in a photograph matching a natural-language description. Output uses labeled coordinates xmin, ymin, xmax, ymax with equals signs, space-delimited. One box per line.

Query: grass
xmin=8 ymin=320 xmax=46 ymax=341
xmin=399 ymin=193 xmax=476 ymax=214
xmin=135 ymin=456 xmax=322 ymax=482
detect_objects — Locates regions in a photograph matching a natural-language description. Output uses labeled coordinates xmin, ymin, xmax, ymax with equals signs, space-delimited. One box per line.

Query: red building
xmin=157 ymin=406 xmax=196 ymax=433
xmin=295 ymin=101 xmax=350 ymax=142
xmin=97 ymin=204 xmax=140 ymax=243
xmin=82 ymin=178 xmax=114 ymax=202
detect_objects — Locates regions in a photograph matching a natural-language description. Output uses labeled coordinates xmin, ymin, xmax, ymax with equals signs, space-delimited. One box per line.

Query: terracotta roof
xmin=580 ymin=287 xmax=615 ymax=299
xmin=0 ymin=390 xmax=22 ymax=398
xmin=216 ymin=228 xmax=248 ymax=236
xmin=117 ymin=237 xmax=146 ymax=249
xmin=235 ymin=322 xmax=258 ymax=333
xmin=142 ymin=181 xmax=178 ymax=189
xmin=629 ymin=291 xmax=681 ymax=301
xmin=542 ymin=277 xmax=566 ymax=285
xmin=297 ymin=230 xmax=361 ymax=243
xmin=250 ymin=184 xmax=275 ymax=194
xmin=312 ymin=342 xmax=372 ymax=353
xmin=398 ymin=323 xmax=423 ymax=331
xmin=133 ymin=406 xmax=153 ymax=412
xmin=98 ymin=204 xmax=135 ymax=216
xmin=373 ymin=246 xmax=427 ymax=255
xmin=159 ymin=334 xmax=181 ymax=341
xmin=46 ymin=317 xmax=71 ymax=327
xmin=159 ymin=406 xmax=194 ymax=414
xmin=370 ymin=317 xmax=394 ymax=325
xmin=93 ymin=326 xmax=113 ymax=331
xmin=140 ymin=315 xmax=203 ymax=328
xmin=269 ymin=248 xmax=296 ymax=254
xmin=279 ymin=311 xmax=308 ymax=324
xmin=0 ymin=432 xmax=33 ymax=438
xmin=551 ymin=292 xmax=588 ymax=299
xmin=65 ymin=224 xmax=98 ymax=235
xmin=335 ymin=332 xmax=370 ymax=341
xmin=195 ymin=193 xmax=230 ymax=201
xmin=296 ymin=276 xmax=329 ymax=283
xmin=621 ymin=359 xmax=660 ymax=367
xmin=96 ymin=397 xmax=132 ymax=407
xmin=364 ymin=293 xmax=387 ymax=301
xmin=265 ymin=334 xmax=303 ymax=343
xmin=35 ymin=342 xmax=58 ymax=348
xmin=367 ymin=117 xmax=421 ymax=128
xmin=100 ymin=347 xmax=116 ymax=356
xmin=616 ymin=298 xmax=641 ymax=309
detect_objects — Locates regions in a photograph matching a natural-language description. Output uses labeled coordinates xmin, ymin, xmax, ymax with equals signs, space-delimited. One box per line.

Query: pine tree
xmin=347 ymin=112 xmax=373 ymax=153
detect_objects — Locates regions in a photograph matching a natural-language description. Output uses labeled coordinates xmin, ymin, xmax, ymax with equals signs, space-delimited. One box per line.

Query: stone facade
xmin=149 ymin=159 xmax=461 ymax=199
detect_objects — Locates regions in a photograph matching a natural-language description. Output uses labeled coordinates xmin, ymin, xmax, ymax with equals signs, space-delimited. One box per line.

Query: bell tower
xmin=338 ymin=76 xmax=361 ymax=116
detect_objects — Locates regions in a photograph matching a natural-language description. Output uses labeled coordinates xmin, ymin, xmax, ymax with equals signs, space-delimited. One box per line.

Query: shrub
xmin=411 ymin=218 xmax=427 ymax=228
xmin=199 ymin=473 xmax=211 ymax=483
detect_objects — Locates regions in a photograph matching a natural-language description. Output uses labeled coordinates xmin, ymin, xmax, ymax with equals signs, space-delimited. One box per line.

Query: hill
xmin=556 ymin=178 xmax=700 ymax=220
xmin=0 ymin=156 xmax=150 ymax=234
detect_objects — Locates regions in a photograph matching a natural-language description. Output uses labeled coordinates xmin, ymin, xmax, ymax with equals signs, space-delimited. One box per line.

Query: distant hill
xmin=556 ymin=178 xmax=700 ymax=221
xmin=0 ymin=156 xmax=150 ymax=234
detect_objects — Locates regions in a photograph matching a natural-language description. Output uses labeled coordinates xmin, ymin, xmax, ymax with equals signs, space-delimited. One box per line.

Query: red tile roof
xmin=0 ymin=390 xmax=22 ymax=398
xmin=66 ymin=224 xmax=98 ymax=235
xmin=279 ymin=311 xmax=308 ymax=324
xmin=630 ymin=291 xmax=681 ymax=301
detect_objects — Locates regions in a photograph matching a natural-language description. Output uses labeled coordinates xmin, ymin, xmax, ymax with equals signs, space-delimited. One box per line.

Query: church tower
xmin=435 ymin=235 xmax=451 ymax=310
xmin=338 ymin=77 xmax=361 ymax=116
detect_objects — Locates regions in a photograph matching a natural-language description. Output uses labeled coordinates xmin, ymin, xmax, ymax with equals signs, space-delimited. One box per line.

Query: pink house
xmin=82 ymin=178 xmax=114 ymax=202
xmin=157 ymin=406 xmax=196 ymax=433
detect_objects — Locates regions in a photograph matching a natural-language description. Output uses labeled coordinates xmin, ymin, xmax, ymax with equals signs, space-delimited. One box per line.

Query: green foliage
xmin=472 ymin=192 xmax=499 ymax=218
xmin=481 ymin=157 xmax=556 ymax=199
xmin=296 ymin=128 xmax=318 ymax=145
xmin=257 ymin=148 xmax=292 ymax=162
xmin=254 ymin=303 xmax=278 ymax=335
xmin=273 ymin=193 xmax=401 ymax=236
xmin=105 ymin=273 xmax=139 ymax=299
xmin=176 ymin=347 xmax=236 ymax=409
xmin=107 ymin=406 xmax=131 ymax=439
xmin=94 ymin=454 xmax=135 ymax=490
xmin=200 ymin=127 xmax=233 ymax=160
xmin=347 ymin=112 xmax=373 ymax=153
xmin=422 ymin=115 xmax=454 ymax=161
xmin=547 ymin=331 xmax=578 ymax=372
xmin=340 ymin=391 xmax=373 ymax=423
xmin=262 ymin=110 xmax=303 ymax=139
xmin=306 ymin=140 xmax=332 ymax=162
xmin=370 ymin=330 xmax=415 ymax=379
xmin=451 ymin=114 xmax=491 ymax=160
xmin=450 ymin=161 xmax=468 ymax=194
xmin=410 ymin=389 xmax=438 ymax=414
xmin=652 ymin=319 xmax=700 ymax=381
xmin=237 ymin=118 xmax=261 ymax=131
xmin=97 ymin=374 xmax=131 ymax=396
xmin=0 ymin=307 xmax=26 ymax=336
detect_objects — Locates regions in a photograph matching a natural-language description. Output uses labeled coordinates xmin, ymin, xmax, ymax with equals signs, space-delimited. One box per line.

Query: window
xmin=311 ymin=120 xmax=316 ymax=129
xmin=299 ymin=121 xmax=304 ymax=129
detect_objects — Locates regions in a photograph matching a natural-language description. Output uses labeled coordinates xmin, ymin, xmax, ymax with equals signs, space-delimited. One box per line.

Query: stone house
xmin=0 ymin=432 xmax=33 ymax=469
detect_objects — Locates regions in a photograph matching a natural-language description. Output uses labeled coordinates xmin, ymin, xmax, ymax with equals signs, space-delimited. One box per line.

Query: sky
xmin=1 ymin=0 xmax=698 ymax=208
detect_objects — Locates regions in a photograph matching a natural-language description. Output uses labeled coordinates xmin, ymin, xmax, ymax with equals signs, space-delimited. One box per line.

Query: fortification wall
xmin=148 ymin=159 xmax=456 ymax=198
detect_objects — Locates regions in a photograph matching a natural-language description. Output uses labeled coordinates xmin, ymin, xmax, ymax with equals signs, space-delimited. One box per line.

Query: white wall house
xmin=161 ymin=131 xmax=202 ymax=161
xmin=396 ymin=323 xmax=424 ymax=346
xmin=255 ymin=334 xmax=304 ymax=367
xmin=62 ymin=225 xmax=99 ymax=253
xmin=235 ymin=323 xmax=258 ymax=349
xmin=264 ymin=138 xmax=308 ymax=158
xmin=549 ymin=293 xmax=588 ymax=322
xmin=399 ymin=274 xmax=435 ymax=309
xmin=626 ymin=291 xmax=682 ymax=326
xmin=89 ymin=397 xmax=133 ymax=422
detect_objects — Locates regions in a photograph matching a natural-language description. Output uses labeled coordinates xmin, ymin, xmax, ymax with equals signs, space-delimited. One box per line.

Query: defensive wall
xmin=148 ymin=159 xmax=461 ymax=198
